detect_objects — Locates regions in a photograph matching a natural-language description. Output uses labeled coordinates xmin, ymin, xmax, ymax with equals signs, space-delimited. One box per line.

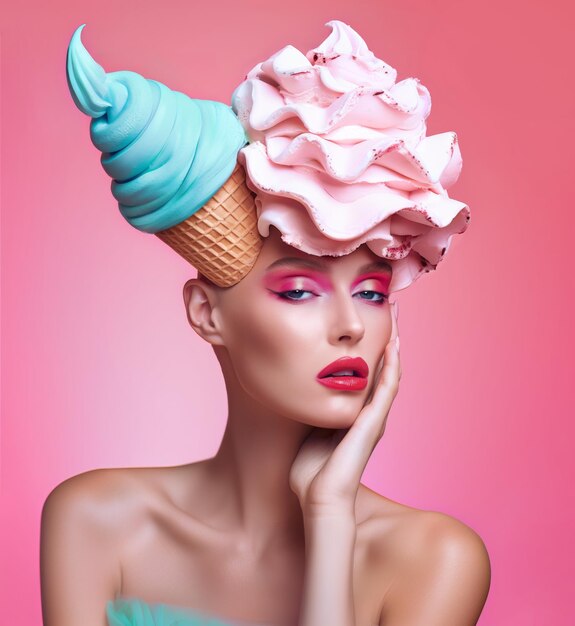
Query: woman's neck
xmin=197 ymin=362 xmax=314 ymax=557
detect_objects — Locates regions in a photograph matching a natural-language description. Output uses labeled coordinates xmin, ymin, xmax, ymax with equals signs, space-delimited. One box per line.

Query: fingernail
xmin=394 ymin=300 xmax=400 ymax=321
xmin=395 ymin=336 xmax=400 ymax=351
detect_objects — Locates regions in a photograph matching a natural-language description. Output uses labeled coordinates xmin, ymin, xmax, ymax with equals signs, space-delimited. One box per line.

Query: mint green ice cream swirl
xmin=66 ymin=25 xmax=248 ymax=233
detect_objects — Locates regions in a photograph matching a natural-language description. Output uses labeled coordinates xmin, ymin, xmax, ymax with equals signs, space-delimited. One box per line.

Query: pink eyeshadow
xmin=351 ymin=273 xmax=391 ymax=293
xmin=263 ymin=270 xmax=332 ymax=292
xmin=263 ymin=270 xmax=392 ymax=294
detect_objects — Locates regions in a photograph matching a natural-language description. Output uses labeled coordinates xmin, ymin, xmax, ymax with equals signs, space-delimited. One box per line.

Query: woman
xmin=41 ymin=21 xmax=490 ymax=626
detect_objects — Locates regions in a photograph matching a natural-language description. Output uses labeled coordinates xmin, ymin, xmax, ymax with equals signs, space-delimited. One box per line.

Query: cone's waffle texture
xmin=155 ymin=164 xmax=263 ymax=287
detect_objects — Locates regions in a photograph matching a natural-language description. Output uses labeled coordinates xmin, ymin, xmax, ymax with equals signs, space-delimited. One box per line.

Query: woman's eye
xmin=354 ymin=290 xmax=387 ymax=303
xmin=276 ymin=289 xmax=314 ymax=301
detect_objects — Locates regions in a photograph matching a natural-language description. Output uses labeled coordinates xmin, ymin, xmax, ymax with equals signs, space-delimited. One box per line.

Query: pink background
xmin=2 ymin=1 xmax=574 ymax=624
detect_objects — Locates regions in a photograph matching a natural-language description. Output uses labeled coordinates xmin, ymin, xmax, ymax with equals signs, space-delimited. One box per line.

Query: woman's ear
xmin=183 ymin=278 xmax=225 ymax=346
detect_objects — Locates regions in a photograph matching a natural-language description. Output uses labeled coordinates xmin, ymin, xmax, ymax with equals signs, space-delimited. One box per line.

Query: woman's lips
xmin=316 ymin=357 xmax=369 ymax=391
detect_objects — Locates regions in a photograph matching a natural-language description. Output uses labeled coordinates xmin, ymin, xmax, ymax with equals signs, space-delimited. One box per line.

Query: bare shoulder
xmin=358 ymin=487 xmax=491 ymax=625
xmin=359 ymin=484 xmax=490 ymax=563
xmin=42 ymin=465 xmax=179 ymax=540
xmin=44 ymin=467 xmax=148 ymax=524
xmin=390 ymin=506 xmax=491 ymax=580
xmin=40 ymin=466 xmax=174 ymax=626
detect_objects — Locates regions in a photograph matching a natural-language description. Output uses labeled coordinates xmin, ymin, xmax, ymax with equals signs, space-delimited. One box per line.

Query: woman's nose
xmin=328 ymin=292 xmax=365 ymax=344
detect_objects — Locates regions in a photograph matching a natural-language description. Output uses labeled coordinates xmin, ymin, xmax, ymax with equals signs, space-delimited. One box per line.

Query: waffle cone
xmin=155 ymin=163 xmax=262 ymax=287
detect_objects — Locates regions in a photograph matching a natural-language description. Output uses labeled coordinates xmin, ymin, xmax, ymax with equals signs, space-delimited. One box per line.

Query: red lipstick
xmin=316 ymin=357 xmax=369 ymax=391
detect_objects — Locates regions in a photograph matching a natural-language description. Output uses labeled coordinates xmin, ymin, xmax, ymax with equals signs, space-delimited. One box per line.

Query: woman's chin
xmin=285 ymin=396 xmax=366 ymax=430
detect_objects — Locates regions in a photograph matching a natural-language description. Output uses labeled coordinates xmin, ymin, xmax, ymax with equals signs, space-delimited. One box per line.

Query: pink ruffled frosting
xmin=231 ymin=20 xmax=470 ymax=292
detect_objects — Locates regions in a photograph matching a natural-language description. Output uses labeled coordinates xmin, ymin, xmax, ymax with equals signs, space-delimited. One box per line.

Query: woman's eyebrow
xmin=358 ymin=261 xmax=392 ymax=274
xmin=265 ymin=258 xmax=393 ymax=273
xmin=265 ymin=257 xmax=328 ymax=272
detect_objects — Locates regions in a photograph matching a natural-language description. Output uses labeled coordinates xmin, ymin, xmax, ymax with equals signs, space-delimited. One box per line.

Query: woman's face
xmin=210 ymin=229 xmax=394 ymax=428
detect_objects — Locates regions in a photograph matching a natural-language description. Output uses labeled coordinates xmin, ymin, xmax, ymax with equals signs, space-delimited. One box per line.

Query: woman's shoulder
xmin=358 ymin=487 xmax=491 ymax=622
xmin=358 ymin=484 xmax=489 ymax=569
xmin=356 ymin=486 xmax=490 ymax=622
xmin=46 ymin=466 xmax=159 ymax=504
xmin=42 ymin=465 xmax=184 ymax=539
xmin=40 ymin=467 xmax=165 ymax=621
xmin=40 ymin=464 xmax=209 ymax=624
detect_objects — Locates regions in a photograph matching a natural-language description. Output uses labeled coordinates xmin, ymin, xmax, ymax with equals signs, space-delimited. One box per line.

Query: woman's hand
xmin=289 ymin=301 xmax=401 ymax=517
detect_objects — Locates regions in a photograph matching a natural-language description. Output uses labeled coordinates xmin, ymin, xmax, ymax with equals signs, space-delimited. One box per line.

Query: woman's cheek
xmin=226 ymin=310 xmax=287 ymax=378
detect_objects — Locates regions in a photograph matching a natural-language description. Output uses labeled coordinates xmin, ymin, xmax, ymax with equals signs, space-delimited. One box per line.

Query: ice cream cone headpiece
xmin=67 ymin=21 xmax=469 ymax=292
xmin=66 ymin=25 xmax=261 ymax=287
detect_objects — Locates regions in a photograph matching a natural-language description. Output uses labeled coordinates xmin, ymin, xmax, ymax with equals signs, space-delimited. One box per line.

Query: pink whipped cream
xmin=231 ymin=20 xmax=470 ymax=292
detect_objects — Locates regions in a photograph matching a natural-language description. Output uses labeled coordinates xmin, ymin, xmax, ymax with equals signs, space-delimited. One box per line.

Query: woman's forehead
xmin=258 ymin=228 xmax=391 ymax=273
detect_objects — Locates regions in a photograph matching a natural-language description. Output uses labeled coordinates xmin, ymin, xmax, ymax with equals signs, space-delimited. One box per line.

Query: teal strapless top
xmin=107 ymin=598 xmax=268 ymax=626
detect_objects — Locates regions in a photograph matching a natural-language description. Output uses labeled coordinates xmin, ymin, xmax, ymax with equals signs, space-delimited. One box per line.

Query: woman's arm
xmin=291 ymin=302 xmax=401 ymax=626
xmin=299 ymin=509 xmax=357 ymax=626
xmin=40 ymin=471 xmax=121 ymax=626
